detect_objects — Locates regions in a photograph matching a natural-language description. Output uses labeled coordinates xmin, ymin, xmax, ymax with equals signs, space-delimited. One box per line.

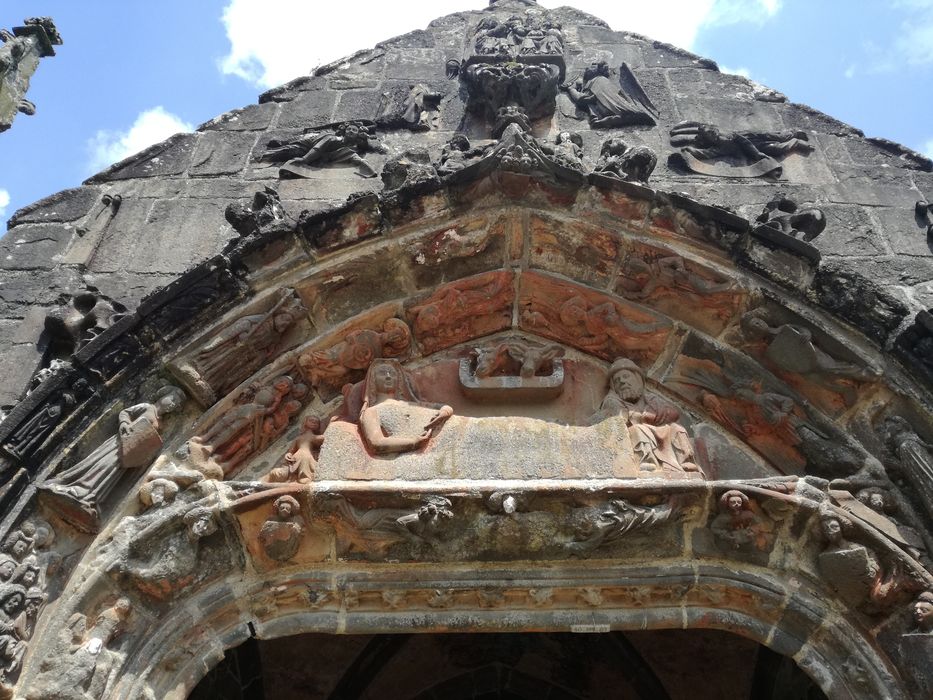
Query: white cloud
xmin=844 ymin=65 xmax=856 ymax=79
xmin=720 ymin=65 xmax=752 ymax=78
xmin=87 ymin=107 xmax=193 ymax=173
xmin=0 ymin=189 xmax=9 ymax=219
xmin=922 ymin=138 xmax=933 ymax=159
xmin=219 ymin=0 xmax=784 ymax=89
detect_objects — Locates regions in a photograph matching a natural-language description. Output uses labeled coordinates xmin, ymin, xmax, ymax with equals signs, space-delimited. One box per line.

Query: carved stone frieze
xmin=259 ymin=121 xmax=387 ymax=179
xmin=519 ymin=272 xmax=672 ymax=363
xmin=172 ymin=289 xmax=306 ymax=406
xmin=669 ymin=121 xmax=813 ymax=179
xmin=407 ymin=271 xmax=513 ymax=354
xmin=38 ymin=385 xmax=187 ymax=533
xmin=561 ymin=62 xmax=658 ymax=128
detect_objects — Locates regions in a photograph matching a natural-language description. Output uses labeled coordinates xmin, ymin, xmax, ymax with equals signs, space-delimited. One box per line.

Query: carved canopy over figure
xmin=589 ymin=359 xmax=701 ymax=478
xmin=562 ymin=62 xmax=658 ymax=128
xmin=39 ymin=386 xmax=186 ymax=531
xmin=358 ymin=359 xmax=453 ymax=455
xmin=260 ymin=121 xmax=387 ymax=179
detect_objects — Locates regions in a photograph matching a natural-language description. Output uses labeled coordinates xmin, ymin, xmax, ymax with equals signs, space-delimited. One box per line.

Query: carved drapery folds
xmin=38 ymin=386 xmax=186 ymax=533
xmin=669 ymin=121 xmax=813 ymax=178
xmin=561 ymin=62 xmax=658 ymax=128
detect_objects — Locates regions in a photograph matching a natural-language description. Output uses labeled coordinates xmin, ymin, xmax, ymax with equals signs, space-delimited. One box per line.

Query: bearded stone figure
xmin=589 ymin=359 xmax=701 ymax=478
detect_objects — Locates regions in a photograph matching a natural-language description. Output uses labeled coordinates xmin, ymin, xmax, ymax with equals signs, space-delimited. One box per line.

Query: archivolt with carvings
xmin=1 ymin=167 xmax=932 ymax=700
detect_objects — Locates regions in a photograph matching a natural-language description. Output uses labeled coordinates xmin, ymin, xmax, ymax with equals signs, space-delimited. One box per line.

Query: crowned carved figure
xmin=589 ymin=359 xmax=701 ymax=478
xmin=39 ymin=386 xmax=186 ymax=531
xmin=359 ymin=359 xmax=453 ymax=455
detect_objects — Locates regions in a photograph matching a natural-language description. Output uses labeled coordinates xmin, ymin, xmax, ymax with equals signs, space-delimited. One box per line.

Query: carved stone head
xmin=914 ymin=591 xmax=933 ymax=632
xmin=364 ymin=359 xmax=419 ymax=405
xmin=583 ymin=61 xmax=611 ymax=82
xmin=184 ymin=506 xmax=217 ymax=541
xmin=719 ymin=489 xmax=749 ymax=514
xmin=607 ymin=358 xmax=645 ymax=402
xmin=154 ymin=385 xmax=187 ymax=417
xmin=274 ymin=495 xmax=301 ymax=521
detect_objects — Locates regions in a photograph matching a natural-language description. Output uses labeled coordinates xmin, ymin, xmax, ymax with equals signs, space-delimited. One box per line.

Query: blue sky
xmin=2 ymin=0 xmax=932 ymax=224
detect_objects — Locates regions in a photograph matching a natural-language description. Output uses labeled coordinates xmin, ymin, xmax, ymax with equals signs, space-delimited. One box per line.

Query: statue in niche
xmin=181 ymin=290 xmax=304 ymax=403
xmin=709 ymin=490 xmax=775 ymax=552
xmin=755 ymin=194 xmax=826 ymax=242
xmin=881 ymin=416 xmax=933 ymax=523
xmin=594 ymin=137 xmax=657 ymax=183
xmin=741 ymin=308 xmax=881 ymax=383
xmin=589 ymin=358 xmax=701 ymax=478
xmin=26 ymin=598 xmax=131 ymax=700
xmin=436 ymin=134 xmax=491 ymax=176
xmin=669 ymin=121 xmax=813 ymax=179
xmin=561 ymin=62 xmax=658 ymax=128
xmin=329 ymin=495 xmax=454 ymax=547
xmin=298 ymin=318 xmax=412 ymax=389
xmin=619 ymin=255 xmax=735 ymax=303
xmin=913 ymin=591 xmax=933 ymax=633
xmin=259 ymin=495 xmax=305 ymax=562
xmin=189 ymin=375 xmax=307 ymax=476
xmin=264 ymin=415 xmax=325 ymax=483
xmin=378 ymin=83 xmax=443 ymax=131
xmin=259 ymin=121 xmax=387 ymax=179
xmin=6 ymin=377 xmax=91 ymax=460
xmin=40 ymin=386 xmax=186 ymax=528
xmin=568 ymin=497 xmax=680 ymax=554
xmin=359 ymin=359 xmax=452 ymax=455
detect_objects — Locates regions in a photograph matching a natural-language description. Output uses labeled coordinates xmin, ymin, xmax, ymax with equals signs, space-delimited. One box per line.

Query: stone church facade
xmin=0 ymin=0 xmax=931 ymax=697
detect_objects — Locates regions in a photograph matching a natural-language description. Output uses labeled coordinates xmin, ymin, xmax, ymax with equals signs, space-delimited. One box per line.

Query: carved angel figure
xmin=40 ymin=386 xmax=186 ymax=524
xmin=264 ymin=415 xmax=325 ymax=483
xmin=562 ymin=62 xmax=657 ymax=127
xmin=589 ymin=359 xmax=700 ymax=477
xmin=357 ymin=359 xmax=452 ymax=455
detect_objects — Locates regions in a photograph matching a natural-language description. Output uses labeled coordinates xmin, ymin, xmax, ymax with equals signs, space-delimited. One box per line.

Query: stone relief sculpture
xmin=568 ymin=497 xmax=681 ymax=554
xmin=561 ymin=62 xmax=658 ymax=128
xmin=755 ymin=195 xmax=826 ymax=242
xmin=0 ymin=519 xmax=57 ymax=695
xmin=709 ymin=490 xmax=776 ymax=553
xmin=42 ymin=291 xmax=128 ymax=362
xmin=189 ymin=376 xmax=308 ymax=476
xmin=472 ymin=15 xmax=563 ymax=58
xmin=358 ymin=359 xmax=453 ymax=455
xmin=263 ymin=415 xmax=325 ymax=483
xmin=39 ymin=386 xmax=186 ymax=532
xmin=377 ymin=83 xmax=443 ymax=131
xmin=259 ymin=495 xmax=305 ymax=562
xmin=589 ymin=359 xmax=702 ymax=478
xmin=830 ymin=487 xmax=929 ymax=566
xmin=915 ymin=200 xmax=933 ymax=237
xmin=669 ymin=121 xmax=813 ymax=178
xmin=259 ymin=121 xmax=387 ymax=179
xmin=298 ymin=318 xmax=411 ymax=390
xmin=0 ymin=18 xmax=62 ymax=133
xmin=881 ymin=416 xmax=933 ymax=523
xmin=461 ymin=339 xmax=565 ymax=400
xmin=913 ymin=591 xmax=933 ymax=633
xmin=463 ymin=62 xmax=562 ymax=123
xmin=593 ymin=137 xmax=657 ymax=183
xmin=618 ymin=255 xmax=735 ymax=304
xmin=25 ymin=598 xmax=130 ymax=700
xmin=224 ymin=186 xmax=287 ymax=239
xmin=175 ymin=290 xmax=305 ymax=405
xmin=328 ymin=495 xmax=454 ymax=550
xmin=741 ymin=308 xmax=881 ymax=385
xmin=436 ymin=134 xmax=492 ymax=176
xmin=409 ymin=273 xmax=512 ymax=354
